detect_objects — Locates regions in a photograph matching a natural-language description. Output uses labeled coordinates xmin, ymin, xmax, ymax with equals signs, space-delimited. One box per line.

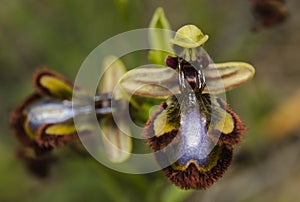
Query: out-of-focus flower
xmin=250 ymin=0 xmax=289 ymax=31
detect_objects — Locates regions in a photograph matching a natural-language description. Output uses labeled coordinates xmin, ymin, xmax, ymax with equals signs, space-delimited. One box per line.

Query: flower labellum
xmin=118 ymin=24 xmax=254 ymax=189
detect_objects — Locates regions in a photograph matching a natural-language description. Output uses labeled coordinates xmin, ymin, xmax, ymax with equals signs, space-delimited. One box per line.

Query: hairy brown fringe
xmin=214 ymin=98 xmax=248 ymax=149
xmin=37 ymin=124 xmax=79 ymax=148
xmin=162 ymin=146 xmax=232 ymax=189
xmin=9 ymin=93 xmax=41 ymax=147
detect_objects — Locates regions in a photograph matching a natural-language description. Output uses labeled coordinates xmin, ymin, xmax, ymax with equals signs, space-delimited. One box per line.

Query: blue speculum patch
xmin=175 ymin=101 xmax=213 ymax=167
xmin=27 ymin=99 xmax=74 ymax=131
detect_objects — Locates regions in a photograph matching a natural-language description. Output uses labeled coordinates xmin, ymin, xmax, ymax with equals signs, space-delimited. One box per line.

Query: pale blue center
xmin=176 ymin=109 xmax=212 ymax=166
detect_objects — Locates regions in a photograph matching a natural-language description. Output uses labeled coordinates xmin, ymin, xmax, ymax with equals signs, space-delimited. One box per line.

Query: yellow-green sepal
xmin=204 ymin=62 xmax=255 ymax=94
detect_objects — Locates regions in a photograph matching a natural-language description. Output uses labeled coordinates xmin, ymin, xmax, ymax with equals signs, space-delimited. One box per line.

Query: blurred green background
xmin=1 ymin=0 xmax=300 ymax=201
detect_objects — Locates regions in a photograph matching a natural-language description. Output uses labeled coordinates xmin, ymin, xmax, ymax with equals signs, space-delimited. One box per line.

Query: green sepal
xmin=148 ymin=7 xmax=174 ymax=65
